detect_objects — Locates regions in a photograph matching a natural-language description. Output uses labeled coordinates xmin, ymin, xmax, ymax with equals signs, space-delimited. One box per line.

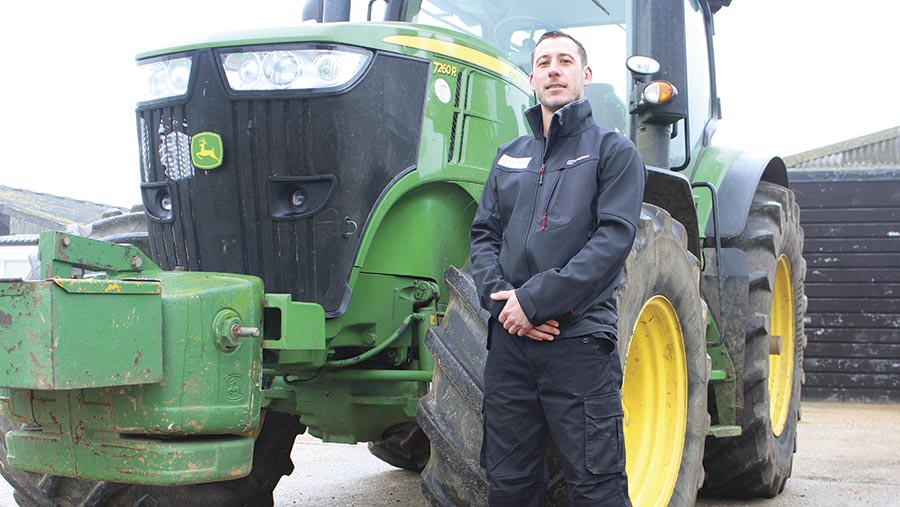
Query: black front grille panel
xmin=137 ymin=49 xmax=429 ymax=314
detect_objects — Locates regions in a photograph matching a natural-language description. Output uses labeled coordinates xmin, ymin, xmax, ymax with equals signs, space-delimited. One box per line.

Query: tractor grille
xmin=136 ymin=49 xmax=429 ymax=315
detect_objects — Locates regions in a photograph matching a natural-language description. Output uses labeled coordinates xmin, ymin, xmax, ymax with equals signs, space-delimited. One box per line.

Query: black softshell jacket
xmin=470 ymin=98 xmax=647 ymax=339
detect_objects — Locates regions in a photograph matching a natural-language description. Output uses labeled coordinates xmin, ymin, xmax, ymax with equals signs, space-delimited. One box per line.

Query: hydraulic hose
xmin=325 ymin=313 xmax=424 ymax=368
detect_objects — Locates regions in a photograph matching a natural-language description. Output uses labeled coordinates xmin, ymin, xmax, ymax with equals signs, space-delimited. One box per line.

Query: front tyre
xmin=616 ymin=204 xmax=709 ymax=507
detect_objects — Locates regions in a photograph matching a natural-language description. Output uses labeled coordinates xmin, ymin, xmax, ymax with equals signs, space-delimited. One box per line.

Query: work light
xmin=136 ymin=56 xmax=193 ymax=103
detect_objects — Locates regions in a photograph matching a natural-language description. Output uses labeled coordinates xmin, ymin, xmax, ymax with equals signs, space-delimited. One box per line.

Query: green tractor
xmin=0 ymin=0 xmax=806 ymax=505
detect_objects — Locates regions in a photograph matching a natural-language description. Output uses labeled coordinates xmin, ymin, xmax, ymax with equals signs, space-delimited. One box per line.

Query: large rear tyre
xmin=0 ymin=411 xmax=303 ymax=507
xmin=701 ymin=181 xmax=807 ymax=497
xmin=417 ymin=204 xmax=709 ymax=506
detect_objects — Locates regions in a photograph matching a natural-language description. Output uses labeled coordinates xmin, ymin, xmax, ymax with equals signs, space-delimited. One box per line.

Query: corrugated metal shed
xmin=785 ymin=126 xmax=900 ymax=169
xmin=0 ymin=235 xmax=39 ymax=245
xmin=0 ymin=185 xmax=122 ymax=235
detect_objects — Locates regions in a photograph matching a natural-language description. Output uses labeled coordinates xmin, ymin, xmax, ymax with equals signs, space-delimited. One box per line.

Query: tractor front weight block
xmin=0 ymin=234 xmax=266 ymax=485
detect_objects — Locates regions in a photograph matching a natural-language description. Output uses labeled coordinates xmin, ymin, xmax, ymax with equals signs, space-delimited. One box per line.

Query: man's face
xmin=530 ymin=37 xmax=592 ymax=113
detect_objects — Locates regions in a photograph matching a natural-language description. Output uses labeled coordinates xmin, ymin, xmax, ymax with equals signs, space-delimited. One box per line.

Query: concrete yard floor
xmin=695 ymin=402 xmax=900 ymax=507
xmin=274 ymin=401 xmax=900 ymax=506
xmin=0 ymin=402 xmax=896 ymax=506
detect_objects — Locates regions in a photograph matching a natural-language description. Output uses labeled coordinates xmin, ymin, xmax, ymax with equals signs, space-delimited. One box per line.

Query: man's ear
xmin=583 ymin=65 xmax=593 ymax=86
xmin=529 ymin=73 xmax=536 ymax=92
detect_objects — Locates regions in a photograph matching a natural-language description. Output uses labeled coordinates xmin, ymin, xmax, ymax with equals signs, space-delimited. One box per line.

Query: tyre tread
xmin=701 ymin=182 xmax=807 ymax=498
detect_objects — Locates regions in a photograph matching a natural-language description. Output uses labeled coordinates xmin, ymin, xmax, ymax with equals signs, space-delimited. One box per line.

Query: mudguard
xmin=704 ymin=153 xmax=788 ymax=238
xmin=644 ymin=166 xmax=701 ymax=257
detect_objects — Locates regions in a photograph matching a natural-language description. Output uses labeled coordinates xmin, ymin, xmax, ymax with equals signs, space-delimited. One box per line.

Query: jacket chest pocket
xmin=542 ymin=159 xmax=597 ymax=231
xmin=495 ymin=168 xmax=539 ymax=226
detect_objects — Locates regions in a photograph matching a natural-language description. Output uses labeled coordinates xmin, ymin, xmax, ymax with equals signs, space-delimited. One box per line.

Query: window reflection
xmin=411 ymin=0 xmax=631 ymax=133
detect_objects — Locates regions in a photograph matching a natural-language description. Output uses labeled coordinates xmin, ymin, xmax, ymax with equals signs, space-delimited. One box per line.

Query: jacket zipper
xmin=523 ymin=134 xmax=551 ymax=277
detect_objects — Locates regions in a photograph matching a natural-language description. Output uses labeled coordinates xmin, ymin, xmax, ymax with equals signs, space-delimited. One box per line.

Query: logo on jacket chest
xmin=498 ymin=154 xmax=532 ymax=169
xmin=567 ymin=154 xmax=590 ymax=166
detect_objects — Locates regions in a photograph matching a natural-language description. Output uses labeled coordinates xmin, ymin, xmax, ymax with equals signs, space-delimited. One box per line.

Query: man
xmin=470 ymin=31 xmax=646 ymax=506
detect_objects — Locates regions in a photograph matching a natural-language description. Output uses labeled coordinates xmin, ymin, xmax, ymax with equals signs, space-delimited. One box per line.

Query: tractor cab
xmin=305 ymin=0 xmax=720 ymax=171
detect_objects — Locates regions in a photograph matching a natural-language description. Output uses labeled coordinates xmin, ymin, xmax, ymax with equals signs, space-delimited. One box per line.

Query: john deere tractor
xmin=0 ymin=0 xmax=805 ymax=505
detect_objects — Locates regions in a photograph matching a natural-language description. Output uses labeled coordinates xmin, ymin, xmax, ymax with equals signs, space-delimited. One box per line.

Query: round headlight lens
xmin=314 ymin=53 xmax=341 ymax=84
xmin=224 ymin=53 xmax=262 ymax=88
xmin=263 ymin=52 xmax=300 ymax=87
xmin=146 ymin=62 xmax=168 ymax=97
xmin=238 ymin=54 xmax=261 ymax=86
xmin=167 ymin=58 xmax=192 ymax=93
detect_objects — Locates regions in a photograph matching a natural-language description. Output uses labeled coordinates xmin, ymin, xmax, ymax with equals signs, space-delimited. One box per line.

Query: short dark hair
xmin=531 ymin=31 xmax=588 ymax=67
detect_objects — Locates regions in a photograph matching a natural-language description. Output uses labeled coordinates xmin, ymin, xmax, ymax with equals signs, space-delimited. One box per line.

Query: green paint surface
xmin=0 ymin=236 xmax=266 ymax=483
xmin=689 ymin=146 xmax=744 ymax=237
xmin=0 ymin=279 xmax=163 ymax=389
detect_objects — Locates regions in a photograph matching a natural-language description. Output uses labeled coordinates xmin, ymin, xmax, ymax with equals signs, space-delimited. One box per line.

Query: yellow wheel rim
xmin=768 ymin=255 xmax=796 ymax=437
xmin=622 ymin=296 xmax=688 ymax=507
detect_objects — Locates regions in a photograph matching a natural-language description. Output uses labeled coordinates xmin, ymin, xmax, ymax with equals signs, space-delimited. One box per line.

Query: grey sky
xmin=1 ymin=0 xmax=896 ymax=208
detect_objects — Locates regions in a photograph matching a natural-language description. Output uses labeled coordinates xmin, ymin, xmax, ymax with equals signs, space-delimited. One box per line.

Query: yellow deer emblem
xmin=195 ymin=138 xmax=221 ymax=164
xmin=191 ymin=132 xmax=224 ymax=170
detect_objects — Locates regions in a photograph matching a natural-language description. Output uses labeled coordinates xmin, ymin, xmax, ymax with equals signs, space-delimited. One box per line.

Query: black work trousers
xmin=481 ymin=319 xmax=629 ymax=507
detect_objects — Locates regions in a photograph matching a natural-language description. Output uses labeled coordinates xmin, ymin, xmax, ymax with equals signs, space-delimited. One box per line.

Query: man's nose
xmin=547 ymin=61 xmax=562 ymax=75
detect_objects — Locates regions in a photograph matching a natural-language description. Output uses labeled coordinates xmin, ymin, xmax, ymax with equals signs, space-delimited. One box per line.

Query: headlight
xmin=220 ymin=45 xmax=371 ymax=92
xmin=136 ymin=56 xmax=193 ymax=103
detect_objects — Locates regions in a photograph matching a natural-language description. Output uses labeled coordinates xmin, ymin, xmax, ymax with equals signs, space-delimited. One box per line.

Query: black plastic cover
xmin=136 ymin=49 xmax=429 ymax=315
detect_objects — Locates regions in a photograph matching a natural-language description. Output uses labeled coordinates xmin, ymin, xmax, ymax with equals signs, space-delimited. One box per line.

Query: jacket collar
xmin=525 ymin=98 xmax=595 ymax=140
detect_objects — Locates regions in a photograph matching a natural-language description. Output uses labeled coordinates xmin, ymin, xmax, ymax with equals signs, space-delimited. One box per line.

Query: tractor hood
xmin=135 ymin=23 xmax=441 ymax=316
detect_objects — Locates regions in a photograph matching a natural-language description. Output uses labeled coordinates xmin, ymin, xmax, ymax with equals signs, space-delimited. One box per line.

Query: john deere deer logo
xmin=190 ymin=132 xmax=224 ymax=170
